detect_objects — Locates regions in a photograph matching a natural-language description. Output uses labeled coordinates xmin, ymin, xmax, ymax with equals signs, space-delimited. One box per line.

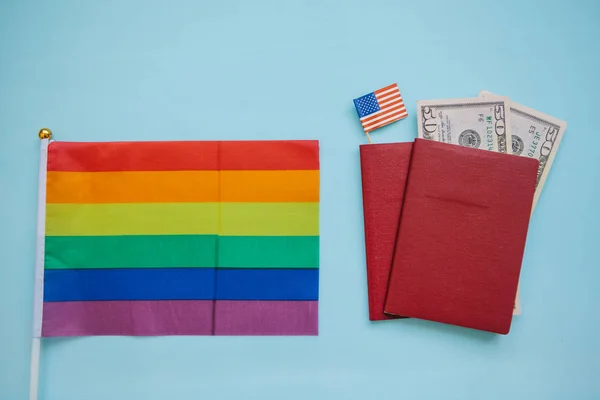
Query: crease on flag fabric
xmin=40 ymin=140 xmax=320 ymax=336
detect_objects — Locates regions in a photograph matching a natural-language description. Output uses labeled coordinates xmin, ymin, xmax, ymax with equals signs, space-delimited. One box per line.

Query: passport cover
xmin=384 ymin=139 xmax=538 ymax=334
xmin=359 ymin=143 xmax=412 ymax=321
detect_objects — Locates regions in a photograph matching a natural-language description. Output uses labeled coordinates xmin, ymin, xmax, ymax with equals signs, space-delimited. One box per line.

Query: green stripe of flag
xmin=218 ymin=236 xmax=319 ymax=268
xmin=45 ymin=235 xmax=319 ymax=269
xmin=45 ymin=235 xmax=217 ymax=269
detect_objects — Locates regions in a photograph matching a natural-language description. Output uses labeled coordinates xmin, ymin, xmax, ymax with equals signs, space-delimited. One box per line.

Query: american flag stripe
xmin=364 ymin=111 xmax=408 ymax=131
xmin=365 ymin=116 xmax=405 ymax=132
xmin=360 ymin=96 xmax=404 ymax=121
xmin=378 ymin=97 xmax=402 ymax=108
xmin=376 ymin=92 xmax=401 ymax=103
xmin=358 ymin=83 xmax=407 ymax=132
xmin=364 ymin=110 xmax=408 ymax=132
xmin=374 ymin=83 xmax=398 ymax=94
xmin=361 ymin=104 xmax=406 ymax=124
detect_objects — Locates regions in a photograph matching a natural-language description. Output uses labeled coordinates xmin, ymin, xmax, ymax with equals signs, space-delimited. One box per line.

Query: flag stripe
xmin=221 ymin=203 xmax=319 ymax=236
xmin=365 ymin=112 xmax=409 ymax=131
xmin=42 ymin=300 xmax=215 ymax=336
xmin=215 ymin=269 xmax=319 ymax=300
xmin=361 ymin=104 xmax=406 ymax=124
xmin=47 ymin=170 xmax=319 ymax=204
xmin=221 ymin=170 xmax=320 ymax=202
xmin=365 ymin=113 xmax=408 ymax=132
xmin=47 ymin=171 xmax=220 ymax=203
xmin=220 ymin=141 xmax=319 ymax=170
xmin=44 ymin=268 xmax=216 ymax=302
xmin=218 ymin=236 xmax=319 ymax=268
xmin=214 ymin=300 xmax=318 ymax=335
xmin=375 ymin=88 xmax=400 ymax=98
xmin=363 ymin=109 xmax=408 ymax=130
xmin=48 ymin=141 xmax=220 ymax=172
xmin=46 ymin=203 xmax=220 ymax=236
xmin=45 ymin=235 xmax=218 ymax=269
xmin=44 ymin=235 xmax=319 ymax=269
xmin=374 ymin=83 xmax=398 ymax=94
xmin=48 ymin=140 xmax=319 ymax=172
xmin=376 ymin=92 xmax=401 ymax=103
xmin=46 ymin=202 xmax=318 ymax=236
xmin=44 ymin=268 xmax=318 ymax=302
xmin=377 ymin=96 xmax=403 ymax=109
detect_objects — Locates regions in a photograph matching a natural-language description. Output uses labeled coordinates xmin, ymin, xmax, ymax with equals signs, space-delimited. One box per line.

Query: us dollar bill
xmin=417 ymin=97 xmax=511 ymax=154
xmin=479 ymin=90 xmax=567 ymax=208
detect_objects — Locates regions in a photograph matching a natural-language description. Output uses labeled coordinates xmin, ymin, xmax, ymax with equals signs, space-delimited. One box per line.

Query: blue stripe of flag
xmin=216 ymin=269 xmax=318 ymax=300
xmin=44 ymin=268 xmax=319 ymax=301
xmin=44 ymin=268 xmax=216 ymax=301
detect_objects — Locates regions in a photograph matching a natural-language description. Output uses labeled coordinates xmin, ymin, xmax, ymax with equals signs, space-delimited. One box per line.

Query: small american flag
xmin=353 ymin=83 xmax=407 ymax=132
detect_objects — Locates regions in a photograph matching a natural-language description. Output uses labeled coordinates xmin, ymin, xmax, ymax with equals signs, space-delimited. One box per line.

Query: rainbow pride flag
xmin=39 ymin=140 xmax=319 ymax=336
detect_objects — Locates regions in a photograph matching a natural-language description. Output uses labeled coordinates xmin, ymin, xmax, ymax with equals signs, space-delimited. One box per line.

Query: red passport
xmin=384 ymin=139 xmax=538 ymax=334
xmin=359 ymin=143 xmax=412 ymax=321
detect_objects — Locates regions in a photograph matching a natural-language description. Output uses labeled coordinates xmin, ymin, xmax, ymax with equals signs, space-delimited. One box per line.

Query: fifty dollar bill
xmin=416 ymin=97 xmax=511 ymax=154
xmin=479 ymin=90 xmax=567 ymax=208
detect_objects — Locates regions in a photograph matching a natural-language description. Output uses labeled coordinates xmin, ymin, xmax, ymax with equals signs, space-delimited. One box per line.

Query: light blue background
xmin=1 ymin=1 xmax=599 ymax=399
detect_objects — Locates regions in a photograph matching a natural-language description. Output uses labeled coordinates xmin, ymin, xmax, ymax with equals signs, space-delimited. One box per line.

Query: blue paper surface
xmin=1 ymin=0 xmax=599 ymax=399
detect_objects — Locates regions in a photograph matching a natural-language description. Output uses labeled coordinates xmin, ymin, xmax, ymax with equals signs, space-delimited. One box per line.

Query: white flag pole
xmin=29 ymin=128 xmax=51 ymax=400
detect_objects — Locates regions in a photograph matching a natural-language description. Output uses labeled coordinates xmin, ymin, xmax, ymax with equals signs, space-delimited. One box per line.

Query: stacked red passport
xmin=359 ymin=139 xmax=538 ymax=334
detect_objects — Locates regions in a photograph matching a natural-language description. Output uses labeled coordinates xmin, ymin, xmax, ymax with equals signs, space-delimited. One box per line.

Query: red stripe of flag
xmin=361 ymin=103 xmax=405 ymax=124
xmin=376 ymin=91 xmax=401 ymax=103
xmin=364 ymin=110 xmax=408 ymax=132
xmin=374 ymin=83 xmax=399 ymax=95
xmin=377 ymin=94 xmax=402 ymax=106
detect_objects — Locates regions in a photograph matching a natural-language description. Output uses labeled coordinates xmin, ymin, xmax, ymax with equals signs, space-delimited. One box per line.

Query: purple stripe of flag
xmin=214 ymin=300 xmax=318 ymax=335
xmin=42 ymin=300 xmax=214 ymax=336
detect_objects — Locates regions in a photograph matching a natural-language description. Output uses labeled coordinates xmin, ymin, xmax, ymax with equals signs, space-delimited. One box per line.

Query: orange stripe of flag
xmin=46 ymin=171 xmax=220 ymax=203
xmin=221 ymin=170 xmax=319 ymax=202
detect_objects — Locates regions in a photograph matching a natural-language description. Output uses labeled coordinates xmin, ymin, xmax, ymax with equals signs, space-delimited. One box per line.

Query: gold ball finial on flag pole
xmin=38 ymin=128 xmax=52 ymax=140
